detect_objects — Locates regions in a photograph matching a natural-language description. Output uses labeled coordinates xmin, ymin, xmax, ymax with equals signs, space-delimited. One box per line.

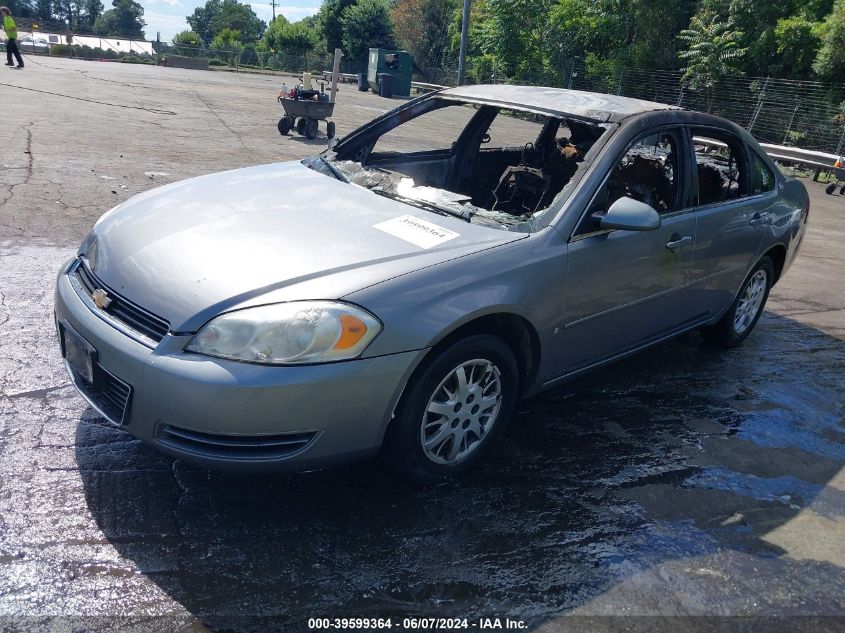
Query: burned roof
xmin=439 ymin=84 xmax=679 ymax=123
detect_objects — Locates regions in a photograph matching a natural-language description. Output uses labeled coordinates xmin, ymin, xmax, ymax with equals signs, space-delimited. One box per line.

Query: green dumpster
xmin=366 ymin=48 xmax=413 ymax=97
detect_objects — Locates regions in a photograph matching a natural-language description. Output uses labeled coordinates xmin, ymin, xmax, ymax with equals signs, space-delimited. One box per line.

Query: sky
xmin=141 ymin=0 xmax=321 ymax=42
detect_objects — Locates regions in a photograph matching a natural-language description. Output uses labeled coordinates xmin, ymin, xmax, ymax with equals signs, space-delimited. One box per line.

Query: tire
xmin=305 ymin=118 xmax=318 ymax=140
xmin=384 ymin=334 xmax=519 ymax=484
xmin=701 ymin=257 xmax=774 ymax=348
xmin=825 ymin=182 xmax=836 ymax=195
xmin=326 ymin=121 xmax=336 ymax=140
xmin=296 ymin=117 xmax=307 ymax=136
xmin=840 ymin=184 xmax=845 ymax=195
xmin=277 ymin=117 xmax=291 ymax=135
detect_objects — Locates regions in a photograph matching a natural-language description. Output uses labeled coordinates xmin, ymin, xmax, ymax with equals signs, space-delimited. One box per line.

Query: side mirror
xmin=600 ymin=197 xmax=661 ymax=231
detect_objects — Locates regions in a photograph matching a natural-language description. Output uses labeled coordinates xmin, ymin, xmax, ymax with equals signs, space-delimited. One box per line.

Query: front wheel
xmin=277 ymin=117 xmax=291 ymax=135
xmin=826 ymin=182 xmax=837 ymax=195
xmin=326 ymin=121 xmax=336 ymax=139
xmin=296 ymin=117 xmax=307 ymax=135
xmin=384 ymin=335 xmax=519 ymax=484
xmin=304 ymin=118 xmax=318 ymax=139
xmin=701 ymin=257 xmax=773 ymax=348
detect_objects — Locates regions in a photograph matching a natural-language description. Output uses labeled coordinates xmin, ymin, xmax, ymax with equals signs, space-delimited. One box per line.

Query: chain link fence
xmin=415 ymin=58 xmax=845 ymax=155
xmin=162 ymin=45 xmax=359 ymax=77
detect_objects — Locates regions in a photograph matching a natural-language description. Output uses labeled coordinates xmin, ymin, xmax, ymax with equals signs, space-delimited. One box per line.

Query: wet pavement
xmin=1 ymin=59 xmax=844 ymax=632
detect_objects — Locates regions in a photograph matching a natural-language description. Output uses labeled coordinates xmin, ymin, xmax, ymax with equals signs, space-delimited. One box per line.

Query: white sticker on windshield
xmin=374 ymin=215 xmax=460 ymax=249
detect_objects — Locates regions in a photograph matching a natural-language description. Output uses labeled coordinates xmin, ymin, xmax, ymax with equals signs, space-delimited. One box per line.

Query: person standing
xmin=1 ymin=6 xmax=23 ymax=69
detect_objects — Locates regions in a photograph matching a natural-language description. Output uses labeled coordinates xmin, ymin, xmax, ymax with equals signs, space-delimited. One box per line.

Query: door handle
xmin=665 ymin=234 xmax=692 ymax=251
xmin=749 ymin=212 xmax=771 ymax=226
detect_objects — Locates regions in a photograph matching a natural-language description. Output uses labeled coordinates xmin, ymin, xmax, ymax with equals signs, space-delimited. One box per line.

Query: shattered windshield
xmin=306 ymin=99 xmax=609 ymax=233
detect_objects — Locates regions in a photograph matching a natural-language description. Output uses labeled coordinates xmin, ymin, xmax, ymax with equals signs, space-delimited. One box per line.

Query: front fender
xmin=344 ymin=228 xmax=566 ymax=371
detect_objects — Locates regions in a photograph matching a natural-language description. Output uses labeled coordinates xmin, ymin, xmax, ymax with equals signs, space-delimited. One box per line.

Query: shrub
xmin=49 ymin=44 xmax=73 ymax=57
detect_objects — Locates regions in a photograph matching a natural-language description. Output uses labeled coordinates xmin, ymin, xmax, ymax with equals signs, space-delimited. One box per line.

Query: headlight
xmin=186 ymin=301 xmax=381 ymax=364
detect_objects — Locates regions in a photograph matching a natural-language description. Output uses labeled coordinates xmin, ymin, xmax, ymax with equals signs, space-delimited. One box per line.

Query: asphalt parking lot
xmin=1 ymin=58 xmax=844 ymax=632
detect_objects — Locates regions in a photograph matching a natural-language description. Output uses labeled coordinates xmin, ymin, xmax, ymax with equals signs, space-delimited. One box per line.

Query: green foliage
xmin=187 ymin=0 xmax=264 ymax=46
xmin=263 ymin=15 xmax=319 ymax=52
xmin=317 ymin=0 xmax=356 ymax=53
xmin=677 ymin=13 xmax=746 ymax=91
xmin=340 ymin=0 xmax=394 ymax=65
xmin=392 ymin=0 xmax=458 ymax=72
xmin=186 ymin=0 xmax=220 ymax=46
xmin=92 ymin=0 xmax=144 ymax=38
xmin=772 ymin=16 xmax=825 ymax=79
xmin=813 ymin=0 xmax=845 ymax=81
xmin=172 ymin=29 xmax=203 ymax=48
xmin=210 ymin=26 xmax=242 ymax=49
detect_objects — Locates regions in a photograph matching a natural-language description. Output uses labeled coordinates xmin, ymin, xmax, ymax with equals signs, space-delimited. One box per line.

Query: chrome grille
xmin=74 ymin=260 xmax=170 ymax=343
xmin=157 ymin=425 xmax=318 ymax=460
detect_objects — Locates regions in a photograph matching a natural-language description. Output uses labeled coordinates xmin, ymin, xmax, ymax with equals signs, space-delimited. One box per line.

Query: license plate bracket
xmin=60 ymin=321 xmax=97 ymax=385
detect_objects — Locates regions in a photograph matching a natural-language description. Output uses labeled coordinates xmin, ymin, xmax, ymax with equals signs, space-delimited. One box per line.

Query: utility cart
xmin=278 ymin=90 xmax=336 ymax=140
xmin=277 ymin=50 xmax=343 ymax=140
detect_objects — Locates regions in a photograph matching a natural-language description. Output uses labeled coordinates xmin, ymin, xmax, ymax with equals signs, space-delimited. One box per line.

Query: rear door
xmin=686 ymin=128 xmax=772 ymax=318
xmin=553 ymin=127 xmax=704 ymax=375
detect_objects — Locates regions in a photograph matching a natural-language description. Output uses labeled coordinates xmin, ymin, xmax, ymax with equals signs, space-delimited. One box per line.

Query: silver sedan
xmin=55 ymin=85 xmax=808 ymax=483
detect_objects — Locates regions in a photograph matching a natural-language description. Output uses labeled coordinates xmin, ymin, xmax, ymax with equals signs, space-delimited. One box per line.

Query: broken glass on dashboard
xmin=320 ymin=101 xmax=608 ymax=233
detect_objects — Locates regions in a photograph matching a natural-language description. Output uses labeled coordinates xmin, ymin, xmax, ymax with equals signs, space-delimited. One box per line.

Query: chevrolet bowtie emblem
xmin=92 ymin=288 xmax=112 ymax=310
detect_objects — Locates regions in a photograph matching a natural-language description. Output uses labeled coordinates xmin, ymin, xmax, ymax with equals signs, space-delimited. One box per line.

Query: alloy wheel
xmin=420 ymin=359 xmax=503 ymax=465
xmin=733 ymin=269 xmax=767 ymax=335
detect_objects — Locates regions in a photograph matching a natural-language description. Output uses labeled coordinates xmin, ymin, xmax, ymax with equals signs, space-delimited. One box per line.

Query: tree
xmin=210 ymin=26 xmax=242 ymax=49
xmin=317 ymin=0 xmax=356 ymax=53
xmin=340 ymin=0 xmax=394 ymax=65
xmin=813 ymin=0 xmax=845 ymax=81
xmin=392 ymin=0 xmax=458 ymax=71
xmin=81 ymin=0 xmax=103 ymax=27
xmin=263 ymin=15 xmax=319 ymax=52
xmin=677 ymin=14 xmax=746 ymax=92
xmin=172 ymin=29 xmax=204 ymax=48
xmin=210 ymin=0 xmax=264 ymax=43
xmin=773 ymin=16 xmax=825 ymax=79
xmin=93 ymin=0 xmax=144 ymax=37
xmin=210 ymin=26 xmax=243 ymax=64
xmin=5 ymin=0 xmax=35 ymax=18
xmin=187 ymin=0 xmax=263 ymax=45
xmin=35 ymin=0 xmax=52 ymax=21
xmin=186 ymin=0 xmax=221 ymax=47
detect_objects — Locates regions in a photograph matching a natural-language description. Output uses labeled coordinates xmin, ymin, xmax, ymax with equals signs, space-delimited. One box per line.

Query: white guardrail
xmin=696 ymin=137 xmax=843 ymax=179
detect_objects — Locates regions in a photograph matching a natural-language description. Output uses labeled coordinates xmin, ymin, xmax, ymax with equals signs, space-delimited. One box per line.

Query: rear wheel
xmin=825 ymin=182 xmax=837 ymax=195
xmin=305 ymin=118 xmax=318 ymax=139
xmin=839 ymin=184 xmax=845 ymax=195
xmin=326 ymin=121 xmax=336 ymax=139
xmin=296 ymin=117 xmax=307 ymax=135
xmin=701 ymin=257 xmax=773 ymax=348
xmin=384 ymin=335 xmax=519 ymax=484
xmin=277 ymin=117 xmax=291 ymax=135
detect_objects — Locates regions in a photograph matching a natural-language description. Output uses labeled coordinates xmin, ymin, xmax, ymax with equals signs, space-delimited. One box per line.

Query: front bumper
xmin=55 ymin=259 xmax=425 ymax=472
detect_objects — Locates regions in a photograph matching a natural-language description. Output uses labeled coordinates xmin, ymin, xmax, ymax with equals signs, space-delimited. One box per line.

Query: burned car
xmin=55 ymin=85 xmax=809 ymax=483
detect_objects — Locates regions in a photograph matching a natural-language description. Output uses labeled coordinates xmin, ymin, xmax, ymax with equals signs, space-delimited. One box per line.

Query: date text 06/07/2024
xmin=306 ymin=617 xmax=528 ymax=630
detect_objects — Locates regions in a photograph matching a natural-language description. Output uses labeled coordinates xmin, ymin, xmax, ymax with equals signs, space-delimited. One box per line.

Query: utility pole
xmin=457 ymin=0 xmax=471 ymax=86
xmin=271 ymin=0 xmax=276 ymax=21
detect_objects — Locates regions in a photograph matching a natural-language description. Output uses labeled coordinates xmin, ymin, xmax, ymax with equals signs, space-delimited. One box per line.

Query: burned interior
xmin=316 ymin=97 xmax=608 ymax=230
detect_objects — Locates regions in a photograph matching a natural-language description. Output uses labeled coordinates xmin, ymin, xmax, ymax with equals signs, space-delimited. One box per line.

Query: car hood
xmin=84 ymin=161 xmax=525 ymax=332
